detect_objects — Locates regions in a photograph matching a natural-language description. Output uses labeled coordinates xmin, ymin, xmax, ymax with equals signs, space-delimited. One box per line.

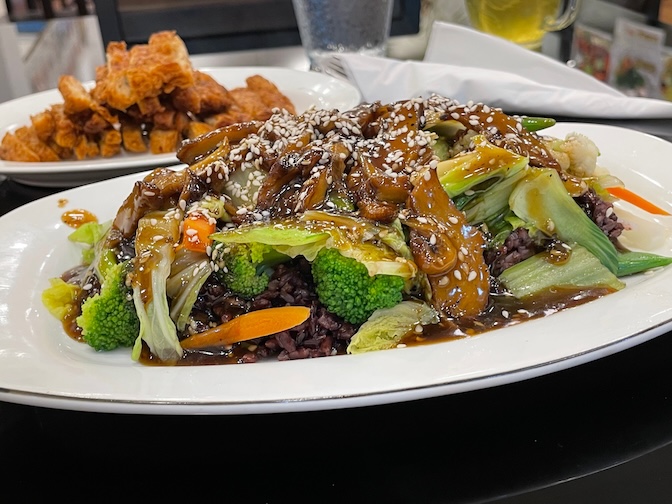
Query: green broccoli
xmin=76 ymin=260 xmax=139 ymax=352
xmin=311 ymin=248 xmax=405 ymax=324
xmin=215 ymin=242 xmax=286 ymax=299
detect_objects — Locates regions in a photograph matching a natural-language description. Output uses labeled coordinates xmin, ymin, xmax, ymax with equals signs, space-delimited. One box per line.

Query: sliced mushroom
xmin=406 ymin=168 xmax=490 ymax=319
xmin=177 ymin=121 xmax=261 ymax=165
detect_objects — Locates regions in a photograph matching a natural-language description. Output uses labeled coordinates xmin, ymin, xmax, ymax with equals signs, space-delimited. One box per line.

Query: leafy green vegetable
xmin=131 ymin=210 xmax=183 ymax=363
xmin=211 ymin=224 xmax=329 ymax=262
xmin=498 ymin=244 xmax=625 ymax=299
xmin=436 ymin=135 xmax=528 ymax=199
xmin=41 ymin=278 xmax=81 ymax=322
xmin=67 ymin=221 xmax=111 ymax=265
xmin=347 ymin=300 xmax=439 ymax=354
xmin=509 ymin=168 xmax=619 ymax=274
xmin=212 ymin=213 xmax=417 ymax=279
xmin=166 ymin=249 xmax=213 ymax=331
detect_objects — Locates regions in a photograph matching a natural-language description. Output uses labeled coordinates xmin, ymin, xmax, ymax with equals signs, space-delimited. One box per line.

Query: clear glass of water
xmin=292 ymin=0 xmax=395 ymax=74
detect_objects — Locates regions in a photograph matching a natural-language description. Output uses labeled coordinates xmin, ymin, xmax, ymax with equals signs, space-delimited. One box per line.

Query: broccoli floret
xmin=76 ymin=260 xmax=139 ymax=352
xmin=216 ymin=242 xmax=281 ymax=299
xmin=311 ymin=248 xmax=405 ymax=324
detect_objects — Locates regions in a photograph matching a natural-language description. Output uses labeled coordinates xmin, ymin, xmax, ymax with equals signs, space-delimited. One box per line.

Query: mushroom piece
xmin=176 ymin=121 xmax=262 ymax=165
xmin=405 ymin=168 xmax=490 ymax=320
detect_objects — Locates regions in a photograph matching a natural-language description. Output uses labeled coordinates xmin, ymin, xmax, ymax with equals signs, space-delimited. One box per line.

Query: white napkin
xmin=339 ymin=21 xmax=672 ymax=119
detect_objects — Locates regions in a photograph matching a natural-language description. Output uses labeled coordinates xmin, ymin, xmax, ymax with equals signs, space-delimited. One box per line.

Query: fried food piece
xmin=83 ymin=112 xmax=113 ymax=135
xmin=59 ymin=75 xmax=117 ymax=124
xmin=0 ymin=132 xmax=41 ymax=162
xmin=30 ymin=110 xmax=55 ymax=142
xmin=50 ymin=105 xmax=79 ymax=149
xmin=186 ymin=121 xmax=214 ymax=139
xmin=99 ymin=129 xmax=122 ymax=157
xmin=245 ymin=74 xmax=296 ymax=114
xmin=73 ymin=134 xmax=101 ymax=160
xmin=14 ymin=126 xmax=61 ymax=161
xmin=174 ymin=111 xmax=191 ymax=135
xmin=149 ymin=128 xmax=179 ymax=154
xmin=95 ymin=31 xmax=195 ymax=111
xmin=121 ymin=122 xmax=147 ymax=153
xmin=171 ymin=70 xmax=233 ymax=115
xmin=205 ymin=109 xmax=254 ymax=129
xmin=153 ymin=107 xmax=176 ymax=130
xmin=229 ymin=88 xmax=274 ymax=121
xmin=47 ymin=140 xmax=73 ymax=160
xmin=136 ymin=96 xmax=165 ymax=118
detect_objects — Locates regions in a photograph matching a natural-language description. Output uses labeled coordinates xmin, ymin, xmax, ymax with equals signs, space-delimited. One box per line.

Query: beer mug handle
xmin=543 ymin=0 xmax=582 ymax=32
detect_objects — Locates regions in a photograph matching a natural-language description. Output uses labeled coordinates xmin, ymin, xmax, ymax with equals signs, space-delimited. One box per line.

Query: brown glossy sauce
xmin=61 ymin=208 xmax=98 ymax=228
xmin=403 ymin=287 xmax=613 ymax=347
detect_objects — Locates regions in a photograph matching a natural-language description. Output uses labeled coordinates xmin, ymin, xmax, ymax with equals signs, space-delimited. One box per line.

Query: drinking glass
xmin=292 ymin=0 xmax=395 ymax=73
xmin=464 ymin=0 xmax=582 ymax=50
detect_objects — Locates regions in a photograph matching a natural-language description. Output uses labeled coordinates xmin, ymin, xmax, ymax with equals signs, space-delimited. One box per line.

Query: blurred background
xmin=0 ymin=0 xmax=671 ymax=102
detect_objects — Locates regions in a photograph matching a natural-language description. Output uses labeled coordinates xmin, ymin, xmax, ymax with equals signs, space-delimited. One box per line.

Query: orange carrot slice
xmin=180 ymin=306 xmax=311 ymax=349
xmin=606 ymin=186 xmax=671 ymax=216
xmin=179 ymin=213 xmax=215 ymax=253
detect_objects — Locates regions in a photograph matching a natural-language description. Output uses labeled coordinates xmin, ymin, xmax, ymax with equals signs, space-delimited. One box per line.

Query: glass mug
xmin=464 ymin=0 xmax=582 ymax=50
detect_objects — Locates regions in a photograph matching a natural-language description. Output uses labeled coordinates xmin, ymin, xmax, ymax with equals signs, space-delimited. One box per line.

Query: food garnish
xmin=180 ymin=306 xmax=311 ymax=349
xmin=43 ymin=94 xmax=672 ymax=365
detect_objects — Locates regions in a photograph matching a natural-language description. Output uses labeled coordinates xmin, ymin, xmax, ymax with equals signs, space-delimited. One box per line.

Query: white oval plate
xmin=0 ymin=122 xmax=671 ymax=415
xmin=0 ymin=66 xmax=361 ymax=188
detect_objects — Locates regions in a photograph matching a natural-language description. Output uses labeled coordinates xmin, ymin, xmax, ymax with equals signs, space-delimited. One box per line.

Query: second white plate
xmin=0 ymin=66 xmax=362 ymax=187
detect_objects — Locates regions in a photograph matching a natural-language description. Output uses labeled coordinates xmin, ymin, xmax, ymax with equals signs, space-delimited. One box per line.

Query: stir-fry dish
xmin=42 ymin=94 xmax=672 ymax=365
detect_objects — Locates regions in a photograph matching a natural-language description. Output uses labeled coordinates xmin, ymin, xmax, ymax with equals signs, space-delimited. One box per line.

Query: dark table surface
xmin=2 ymin=118 xmax=672 ymax=502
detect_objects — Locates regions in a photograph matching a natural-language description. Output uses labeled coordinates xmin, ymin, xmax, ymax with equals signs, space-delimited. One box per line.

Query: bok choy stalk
xmin=509 ymin=168 xmax=619 ymax=274
xmin=131 ymin=209 xmax=183 ymax=364
xmin=436 ymin=135 xmax=531 ymax=232
xmin=436 ymin=135 xmax=529 ymax=199
xmin=508 ymin=168 xmax=672 ymax=277
xmin=498 ymin=244 xmax=625 ymax=299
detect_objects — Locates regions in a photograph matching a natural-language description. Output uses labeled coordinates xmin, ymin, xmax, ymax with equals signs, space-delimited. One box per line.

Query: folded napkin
xmin=339 ymin=21 xmax=672 ymax=119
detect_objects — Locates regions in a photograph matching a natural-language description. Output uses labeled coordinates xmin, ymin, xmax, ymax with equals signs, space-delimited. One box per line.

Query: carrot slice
xmin=179 ymin=213 xmax=215 ymax=253
xmin=606 ymin=186 xmax=671 ymax=216
xmin=180 ymin=306 xmax=311 ymax=349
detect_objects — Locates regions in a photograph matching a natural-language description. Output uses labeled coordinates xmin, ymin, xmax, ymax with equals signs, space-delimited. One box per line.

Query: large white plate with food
xmin=0 ymin=66 xmax=361 ymax=188
xmin=1 ymin=122 xmax=671 ymax=415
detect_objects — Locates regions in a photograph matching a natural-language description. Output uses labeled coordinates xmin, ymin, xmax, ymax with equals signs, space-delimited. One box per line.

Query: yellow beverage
xmin=465 ymin=0 xmax=563 ymax=49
